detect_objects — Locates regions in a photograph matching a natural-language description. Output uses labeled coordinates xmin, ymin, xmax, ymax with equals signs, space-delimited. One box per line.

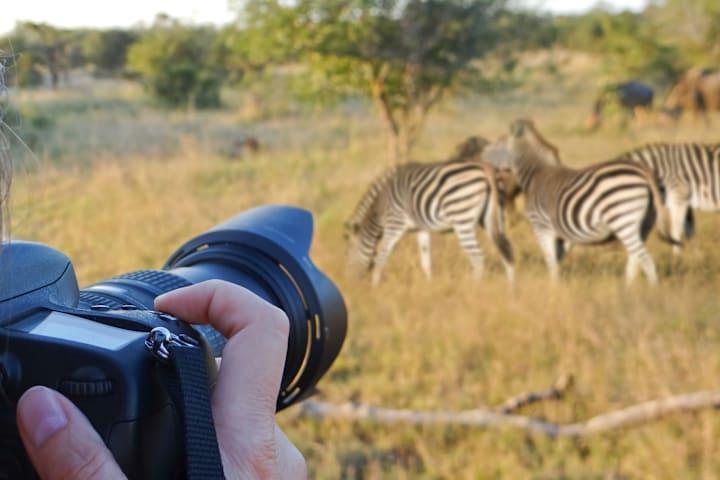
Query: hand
xmin=16 ymin=280 xmax=307 ymax=480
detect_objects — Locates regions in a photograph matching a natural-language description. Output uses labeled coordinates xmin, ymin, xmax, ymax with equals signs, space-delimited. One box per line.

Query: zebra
xmin=613 ymin=142 xmax=720 ymax=254
xmin=451 ymin=135 xmax=562 ymax=215
xmin=503 ymin=118 xmax=677 ymax=285
xmin=346 ymin=160 xmax=515 ymax=286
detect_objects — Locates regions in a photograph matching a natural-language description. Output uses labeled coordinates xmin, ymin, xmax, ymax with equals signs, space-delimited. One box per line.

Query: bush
xmin=14 ymin=54 xmax=44 ymax=87
xmin=127 ymin=18 xmax=223 ymax=109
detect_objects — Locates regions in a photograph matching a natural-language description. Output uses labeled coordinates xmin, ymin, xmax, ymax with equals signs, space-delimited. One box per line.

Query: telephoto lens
xmin=80 ymin=205 xmax=347 ymax=409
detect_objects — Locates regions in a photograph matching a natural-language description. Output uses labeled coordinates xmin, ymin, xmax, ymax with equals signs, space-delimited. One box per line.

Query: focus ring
xmin=113 ymin=270 xmax=193 ymax=294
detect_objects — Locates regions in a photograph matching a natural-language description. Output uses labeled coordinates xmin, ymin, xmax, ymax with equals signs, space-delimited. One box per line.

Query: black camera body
xmin=0 ymin=206 xmax=347 ymax=479
xmin=0 ymin=242 xmax=208 ymax=478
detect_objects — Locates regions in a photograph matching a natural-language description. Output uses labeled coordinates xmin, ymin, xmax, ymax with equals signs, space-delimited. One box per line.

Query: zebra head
xmin=451 ymin=136 xmax=490 ymax=163
xmin=344 ymin=213 xmax=381 ymax=276
xmin=506 ymin=118 xmax=561 ymax=169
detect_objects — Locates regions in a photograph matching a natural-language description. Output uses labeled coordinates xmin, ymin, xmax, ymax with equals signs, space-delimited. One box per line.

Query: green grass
xmin=8 ymin=70 xmax=720 ymax=479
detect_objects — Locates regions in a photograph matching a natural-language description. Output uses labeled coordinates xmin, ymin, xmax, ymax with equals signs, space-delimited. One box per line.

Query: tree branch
xmin=296 ymin=389 xmax=720 ymax=438
xmin=367 ymin=62 xmax=399 ymax=137
xmin=497 ymin=374 xmax=574 ymax=414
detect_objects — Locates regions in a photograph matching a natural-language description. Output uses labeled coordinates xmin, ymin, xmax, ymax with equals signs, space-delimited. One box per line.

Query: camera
xmin=0 ymin=205 xmax=347 ymax=479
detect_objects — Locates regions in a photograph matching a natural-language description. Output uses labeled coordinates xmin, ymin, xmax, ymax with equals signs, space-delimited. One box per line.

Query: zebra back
xmin=615 ymin=142 xmax=720 ymax=210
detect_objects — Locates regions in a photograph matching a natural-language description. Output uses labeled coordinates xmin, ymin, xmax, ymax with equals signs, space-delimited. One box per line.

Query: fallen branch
xmin=497 ymin=374 xmax=574 ymax=414
xmin=297 ymin=390 xmax=720 ymax=438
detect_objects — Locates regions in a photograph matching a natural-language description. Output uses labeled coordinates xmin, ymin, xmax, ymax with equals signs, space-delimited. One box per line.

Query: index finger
xmin=154 ymin=280 xmax=289 ymax=417
xmin=154 ymin=279 xmax=289 ymax=339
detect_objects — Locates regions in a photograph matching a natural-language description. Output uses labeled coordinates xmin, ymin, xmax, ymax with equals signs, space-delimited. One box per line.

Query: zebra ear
xmin=510 ymin=120 xmax=525 ymax=137
xmin=344 ymin=221 xmax=360 ymax=235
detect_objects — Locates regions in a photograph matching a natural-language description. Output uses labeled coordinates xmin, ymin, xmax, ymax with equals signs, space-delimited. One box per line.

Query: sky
xmin=1 ymin=0 xmax=650 ymax=35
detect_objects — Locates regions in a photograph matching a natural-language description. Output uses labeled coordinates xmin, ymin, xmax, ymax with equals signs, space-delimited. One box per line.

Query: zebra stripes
xmin=346 ymin=160 xmax=514 ymax=285
xmin=614 ymin=142 xmax=720 ymax=253
xmin=505 ymin=118 xmax=676 ymax=284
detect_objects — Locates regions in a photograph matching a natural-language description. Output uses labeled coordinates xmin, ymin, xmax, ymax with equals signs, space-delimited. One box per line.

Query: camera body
xmin=0 ymin=206 xmax=347 ymax=479
xmin=0 ymin=241 xmax=212 ymax=479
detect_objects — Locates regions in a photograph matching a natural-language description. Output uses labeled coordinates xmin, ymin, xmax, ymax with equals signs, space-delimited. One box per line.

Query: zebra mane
xmin=509 ymin=118 xmax=562 ymax=166
xmin=347 ymin=166 xmax=398 ymax=229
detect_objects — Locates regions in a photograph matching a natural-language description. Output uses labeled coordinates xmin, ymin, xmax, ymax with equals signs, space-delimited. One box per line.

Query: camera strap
xmin=146 ymin=328 xmax=225 ymax=480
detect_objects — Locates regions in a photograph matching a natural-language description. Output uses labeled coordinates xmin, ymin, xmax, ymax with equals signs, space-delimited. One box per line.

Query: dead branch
xmin=497 ymin=374 xmax=574 ymax=414
xmin=297 ymin=390 xmax=720 ymax=438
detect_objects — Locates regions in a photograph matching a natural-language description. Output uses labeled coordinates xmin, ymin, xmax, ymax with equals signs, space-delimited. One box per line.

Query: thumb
xmin=17 ymin=386 xmax=126 ymax=480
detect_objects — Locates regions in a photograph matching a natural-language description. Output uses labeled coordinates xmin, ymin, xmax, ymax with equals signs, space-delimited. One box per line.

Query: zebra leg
xmin=417 ymin=231 xmax=432 ymax=279
xmin=453 ymin=222 xmax=485 ymax=278
xmin=480 ymin=225 xmax=515 ymax=285
xmin=615 ymin=228 xmax=658 ymax=285
xmin=666 ymin=195 xmax=690 ymax=256
xmin=371 ymin=227 xmax=407 ymax=286
xmin=535 ymin=229 xmax=560 ymax=282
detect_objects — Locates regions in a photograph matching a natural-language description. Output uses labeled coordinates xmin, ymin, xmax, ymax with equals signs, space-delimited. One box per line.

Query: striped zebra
xmin=504 ymin=118 xmax=677 ymax=284
xmin=346 ymin=160 xmax=514 ymax=286
xmin=613 ymin=142 xmax=720 ymax=254
xmin=459 ymin=133 xmax=563 ymax=215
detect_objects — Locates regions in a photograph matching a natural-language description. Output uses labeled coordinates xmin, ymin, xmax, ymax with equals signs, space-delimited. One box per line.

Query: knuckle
xmin=264 ymin=305 xmax=290 ymax=338
xmin=204 ymin=278 xmax=231 ymax=290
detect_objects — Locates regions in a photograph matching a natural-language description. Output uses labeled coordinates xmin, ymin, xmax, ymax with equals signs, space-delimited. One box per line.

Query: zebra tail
xmin=684 ymin=208 xmax=695 ymax=240
xmin=482 ymin=164 xmax=514 ymax=264
xmin=647 ymin=174 xmax=682 ymax=247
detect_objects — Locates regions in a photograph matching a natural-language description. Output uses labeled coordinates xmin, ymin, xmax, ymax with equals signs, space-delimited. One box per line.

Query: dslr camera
xmin=0 ymin=205 xmax=347 ymax=479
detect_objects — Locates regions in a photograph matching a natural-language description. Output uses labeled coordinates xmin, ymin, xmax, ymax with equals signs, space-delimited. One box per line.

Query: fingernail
xmin=18 ymin=387 xmax=68 ymax=447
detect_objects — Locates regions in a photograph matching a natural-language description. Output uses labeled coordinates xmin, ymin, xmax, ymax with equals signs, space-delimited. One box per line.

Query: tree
xmin=556 ymin=10 xmax=681 ymax=85
xmin=127 ymin=16 xmax=223 ymax=109
xmin=83 ymin=29 xmax=138 ymax=75
xmin=21 ymin=23 xmax=74 ymax=88
xmin=646 ymin=0 xmax=720 ymax=64
xmin=238 ymin=0 xmax=504 ymax=162
xmin=1 ymin=33 xmax=45 ymax=87
xmin=3 ymin=23 xmax=75 ymax=88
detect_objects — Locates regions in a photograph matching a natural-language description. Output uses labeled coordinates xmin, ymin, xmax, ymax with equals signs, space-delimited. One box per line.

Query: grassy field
xmin=7 ymin=68 xmax=720 ymax=479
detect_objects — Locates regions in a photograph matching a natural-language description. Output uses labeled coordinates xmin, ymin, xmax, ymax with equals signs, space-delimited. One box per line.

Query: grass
xmin=8 ymin=70 xmax=720 ymax=479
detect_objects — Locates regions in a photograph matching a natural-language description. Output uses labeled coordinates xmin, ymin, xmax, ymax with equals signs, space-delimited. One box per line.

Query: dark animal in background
xmin=586 ymin=81 xmax=654 ymax=130
xmin=661 ymin=67 xmax=720 ymax=124
xmin=228 ymin=136 xmax=261 ymax=159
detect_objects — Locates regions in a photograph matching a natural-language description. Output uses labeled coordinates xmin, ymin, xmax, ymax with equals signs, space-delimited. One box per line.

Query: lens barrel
xmin=79 ymin=206 xmax=346 ymax=409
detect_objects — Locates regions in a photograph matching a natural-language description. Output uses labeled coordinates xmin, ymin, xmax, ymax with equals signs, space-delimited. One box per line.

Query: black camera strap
xmin=146 ymin=328 xmax=225 ymax=480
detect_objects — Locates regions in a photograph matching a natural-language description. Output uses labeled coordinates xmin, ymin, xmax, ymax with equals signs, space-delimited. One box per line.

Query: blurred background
xmin=2 ymin=1 xmax=720 ymax=478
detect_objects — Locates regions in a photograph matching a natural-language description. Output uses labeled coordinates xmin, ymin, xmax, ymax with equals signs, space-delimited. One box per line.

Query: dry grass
xmin=8 ymin=74 xmax=720 ymax=479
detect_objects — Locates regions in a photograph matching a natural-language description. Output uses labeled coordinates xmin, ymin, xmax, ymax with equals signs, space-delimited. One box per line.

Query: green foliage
xmin=83 ymin=29 xmax=138 ymax=74
xmin=11 ymin=23 xmax=78 ymax=88
xmin=2 ymin=30 xmax=47 ymax=87
xmin=2 ymin=103 xmax=55 ymax=153
xmin=495 ymin=10 xmax=557 ymax=53
xmin=646 ymin=0 xmax=720 ymax=66
xmin=556 ymin=10 xmax=682 ymax=85
xmin=12 ymin=52 xmax=45 ymax=87
xmin=127 ymin=17 xmax=222 ymax=109
xmin=236 ymin=0 xmax=505 ymax=161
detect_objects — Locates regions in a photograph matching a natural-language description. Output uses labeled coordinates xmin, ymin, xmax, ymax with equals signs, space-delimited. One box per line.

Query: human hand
xmin=16 ymin=280 xmax=307 ymax=479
